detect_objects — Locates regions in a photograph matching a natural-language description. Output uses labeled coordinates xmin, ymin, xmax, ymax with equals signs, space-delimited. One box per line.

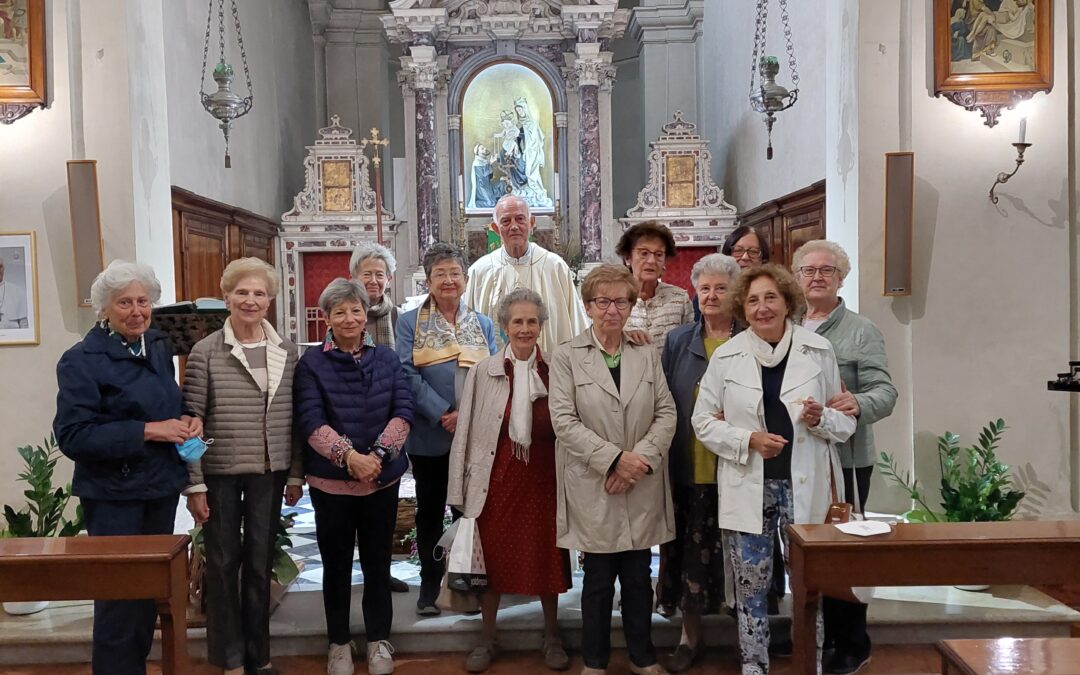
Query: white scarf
xmin=506 ymin=344 xmax=547 ymax=463
xmin=747 ymin=319 xmax=794 ymax=368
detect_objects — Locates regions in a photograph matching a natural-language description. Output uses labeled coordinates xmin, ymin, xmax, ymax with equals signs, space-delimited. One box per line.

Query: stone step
xmin=1 ymin=584 xmax=1076 ymax=664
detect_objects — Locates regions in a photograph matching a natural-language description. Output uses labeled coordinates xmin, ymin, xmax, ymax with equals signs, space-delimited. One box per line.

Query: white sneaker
xmin=326 ymin=642 xmax=354 ymax=675
xmin=367 ymin=639 xmax=396 ymax=675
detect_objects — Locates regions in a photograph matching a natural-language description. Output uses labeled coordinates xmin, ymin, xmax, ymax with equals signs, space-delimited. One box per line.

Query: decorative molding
xmin=622 ymin=111 xmax=736 ymax=246
xmin=939 ymin=89 xmax=1036 ymax=129
xmin=0 ymin=103 xmax=42 ymax=125
xmin=627 ymin=0 xmax=703 ymax=45
xmin=399 ymin=54 xmax=443 ymax=90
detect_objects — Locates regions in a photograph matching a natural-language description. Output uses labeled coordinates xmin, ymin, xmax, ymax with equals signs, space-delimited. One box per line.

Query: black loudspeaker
xmin=66 ymin=160 xmax=105 ymax=307
xmin=883 ymin=152 xmax=914 ymax=296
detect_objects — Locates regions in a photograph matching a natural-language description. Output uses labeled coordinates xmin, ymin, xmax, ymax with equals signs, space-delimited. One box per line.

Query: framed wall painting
xmin=0 ymin=0 xmax=46 ymax=124
xmin=0 ymin=231 xmax=40 ymax=345
xmin=934 ymin=0 xmax=1052 ymax=127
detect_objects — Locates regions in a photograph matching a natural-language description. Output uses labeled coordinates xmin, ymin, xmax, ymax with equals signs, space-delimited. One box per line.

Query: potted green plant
xmin=1 ymin=435 xmax=84 ymax=615
xmin=878 ymin=419 xmax=1025 ymax=590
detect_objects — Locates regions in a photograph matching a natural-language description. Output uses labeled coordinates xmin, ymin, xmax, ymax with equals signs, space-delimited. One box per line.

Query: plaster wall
xmin=162 ymin=0 xmax=316 ymax=221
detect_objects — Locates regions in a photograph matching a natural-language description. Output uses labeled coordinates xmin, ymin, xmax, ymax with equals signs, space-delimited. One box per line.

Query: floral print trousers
xmin=723 ymin=478 xmax=823 ymax=675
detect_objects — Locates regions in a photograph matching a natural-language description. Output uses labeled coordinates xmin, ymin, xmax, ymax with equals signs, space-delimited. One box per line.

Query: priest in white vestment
xmin=465 ymin=194 xmax=588 ymax=352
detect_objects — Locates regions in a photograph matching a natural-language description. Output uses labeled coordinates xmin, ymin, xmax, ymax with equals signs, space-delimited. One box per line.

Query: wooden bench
xmin=788 ymin=521 xmax=1080 ymax=674
xmin=938 ymin=637 xmax=1080 ymax=674
xmin=0 ymin=534 xmax=191 ymax=674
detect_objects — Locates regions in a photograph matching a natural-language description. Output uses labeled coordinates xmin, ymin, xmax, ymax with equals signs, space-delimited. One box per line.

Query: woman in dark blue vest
xmin=294 ymin=278 xmax=414 ymax=675
xmin=53 ymin=260 xmax=198 ymax=675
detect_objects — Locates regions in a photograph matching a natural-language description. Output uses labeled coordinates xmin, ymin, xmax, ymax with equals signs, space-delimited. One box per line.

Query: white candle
xmin=553 ymin=172 xmax=559 ymax=201
xmin=1018 ymin=117 xmax=1027 ymax=144
xmin=458 ymin=174 xmax=465 ymax=199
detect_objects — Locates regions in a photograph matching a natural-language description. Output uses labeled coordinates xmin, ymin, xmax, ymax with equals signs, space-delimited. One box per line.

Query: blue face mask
xmin=176 ymin=436 xmax=210 ymax=463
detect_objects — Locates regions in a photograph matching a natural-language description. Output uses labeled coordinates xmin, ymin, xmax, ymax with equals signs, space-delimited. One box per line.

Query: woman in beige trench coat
xmin=548 ymin=264 xmax=677 ymax=675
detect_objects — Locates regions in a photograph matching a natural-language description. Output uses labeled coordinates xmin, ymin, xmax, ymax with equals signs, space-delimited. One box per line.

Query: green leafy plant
xmin=401 ymin=507 xmax=453 ymax=566
xmin=2 ymin=435 xmax=83 ymax=537
xmin=878 ymin=418 xmax=1025 ymax=523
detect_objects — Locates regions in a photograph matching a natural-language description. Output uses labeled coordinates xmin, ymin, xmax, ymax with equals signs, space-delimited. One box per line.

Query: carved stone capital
xmin=554 ymin=111 xmax=568 ymax=129
xmin=399 ymin=45 xmax=442 ymax=91
xmin=447 ymin=114 xmax=462 ymax=131
xmin=570 ymin=48 xmax=615 ymax=89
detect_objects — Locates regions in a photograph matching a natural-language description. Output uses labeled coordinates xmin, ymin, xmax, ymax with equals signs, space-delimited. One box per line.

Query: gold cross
xmin=360 ymin=127 xmax=390 ymax=167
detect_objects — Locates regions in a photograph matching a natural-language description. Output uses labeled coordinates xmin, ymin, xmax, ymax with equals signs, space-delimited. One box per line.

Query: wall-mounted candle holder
xmin=988 ymin=142 xmax=1032 ymax=204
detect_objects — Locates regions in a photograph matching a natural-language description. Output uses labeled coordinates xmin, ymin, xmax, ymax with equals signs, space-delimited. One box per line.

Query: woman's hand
xmin=615 ymin=451 xmax=650 ymax=484
xmin=144 ymin=419 xmax=192 ymax=443
xmin=800 ymin=397 xmax=824 ymax=427
xmin=181 ymin=415 xmax=203 ymax=439
xmin=284 ymin=485 xmax=303 ymax=506
xmin=186 ymin=493 xmax=210 ymax=524
xmin=625 ymin=329 xmax=651 ymax=346
xmin=749 ymin=431 xmax=788 ymax=459
xmin=440 ymin=411 xmax=459 ymax=433
xmin=346 ymin=451 xmax=382 ymax=482
xmin=605 ymin=473 xmax=633 ymax=495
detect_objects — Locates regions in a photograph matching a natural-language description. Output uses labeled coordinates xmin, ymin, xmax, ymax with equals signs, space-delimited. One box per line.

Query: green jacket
xmin=814 ymin=299 xmax=897 ymax=468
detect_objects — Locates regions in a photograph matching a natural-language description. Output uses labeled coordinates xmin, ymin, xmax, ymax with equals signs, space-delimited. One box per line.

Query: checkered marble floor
xmin=281 ymin=473 xmax=658 ymax=593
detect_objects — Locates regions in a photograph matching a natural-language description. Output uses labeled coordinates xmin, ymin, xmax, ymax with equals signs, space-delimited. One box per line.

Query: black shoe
xmin=770 ymin=637 xmax=792 ymax=658
xmin=767 ymin=590 xmax=780 ymax=615
xmin=389 ymin=575 xmax=409 ymax=593
xmin=416 ymin=582 xmax=441 ymax=616
xmin=824 ymin=651 xmax=871 ymax=675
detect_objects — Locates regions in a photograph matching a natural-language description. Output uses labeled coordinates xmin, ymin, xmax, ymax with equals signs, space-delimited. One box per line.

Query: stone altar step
xmin=1 ymin=584 xmax=1076 ymax=664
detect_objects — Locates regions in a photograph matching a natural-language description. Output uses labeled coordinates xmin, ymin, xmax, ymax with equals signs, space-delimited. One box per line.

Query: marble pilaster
xmin=572 ymin=45 xmax=615 ymax=263
xmin=402 ymin=45 xmax=441 ymax=254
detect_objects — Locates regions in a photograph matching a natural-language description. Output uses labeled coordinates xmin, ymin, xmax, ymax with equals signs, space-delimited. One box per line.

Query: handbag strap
xmin=828 ymin=450 xmax=841 ymax=503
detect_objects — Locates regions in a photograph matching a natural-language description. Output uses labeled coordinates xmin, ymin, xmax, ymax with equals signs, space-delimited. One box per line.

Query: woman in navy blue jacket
xmin=293 ymin=278 xmax=414 ymax=675
xmin=53 ymin=260 xmax=199 ymax=675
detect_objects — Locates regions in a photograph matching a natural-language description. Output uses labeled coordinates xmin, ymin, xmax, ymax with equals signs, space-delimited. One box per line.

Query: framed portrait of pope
xmin=461 ymin=62 xmax=556 ymax=215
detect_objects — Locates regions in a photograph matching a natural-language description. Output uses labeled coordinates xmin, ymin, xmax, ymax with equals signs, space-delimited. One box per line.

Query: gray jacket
xmin=814 ymin=299 xmax=898 ymax=468
xmin=182 ymin=319 xmax=303 ymax=492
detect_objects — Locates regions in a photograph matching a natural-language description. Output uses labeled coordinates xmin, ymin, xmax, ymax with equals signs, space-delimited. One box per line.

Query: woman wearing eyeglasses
xmin=792 ymin=241 xmax=897 ymax=675
xmin=722 ymin=225 xmax=771 ymax=270
xmin=549 ymin=264 xmax=677 ymax=675
xmin=617 ymin=221 xmax=693 ymax=349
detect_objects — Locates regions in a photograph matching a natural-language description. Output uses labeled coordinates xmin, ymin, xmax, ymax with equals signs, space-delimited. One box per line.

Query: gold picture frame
xmin=0 ymin=231 xmax=40 ymax=345
xmin=934 ymin=0 xmax=1052 ymax=127
xmin=0 ymin=0 xmax=47 ymax=124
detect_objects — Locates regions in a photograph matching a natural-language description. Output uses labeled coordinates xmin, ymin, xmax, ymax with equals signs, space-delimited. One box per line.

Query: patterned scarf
xmin=411 ymin=295 xmax=489 ymax=368
xmin=323 ymin=327 xmax=374 ymax=353
xmin=366 ymin=295 xmax=396 ymax=348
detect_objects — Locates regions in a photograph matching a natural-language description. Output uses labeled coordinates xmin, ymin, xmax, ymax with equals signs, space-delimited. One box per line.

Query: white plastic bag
xmin=446 ymin=517 xmax=487 ymax=594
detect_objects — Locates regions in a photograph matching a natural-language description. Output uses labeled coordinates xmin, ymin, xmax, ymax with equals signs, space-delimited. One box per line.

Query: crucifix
xmin=360 ymin=128 xmax=390 ymax=246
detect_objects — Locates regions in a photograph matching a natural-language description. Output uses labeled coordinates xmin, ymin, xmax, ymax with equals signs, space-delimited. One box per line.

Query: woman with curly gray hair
xmin=53 ymin=260 xmax=199 ymax=675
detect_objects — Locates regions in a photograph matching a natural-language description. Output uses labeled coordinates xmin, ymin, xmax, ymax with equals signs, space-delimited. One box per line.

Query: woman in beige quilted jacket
xmin=182 ymin=258 xmax=303 ymax=675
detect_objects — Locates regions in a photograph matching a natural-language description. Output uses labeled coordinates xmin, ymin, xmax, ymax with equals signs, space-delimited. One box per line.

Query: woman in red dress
xmin=448 ymin=288 xmax=570 ymax=673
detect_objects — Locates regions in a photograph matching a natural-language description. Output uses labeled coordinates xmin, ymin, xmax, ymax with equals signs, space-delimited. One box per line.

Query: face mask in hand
xmin=176 ymin=436 xmax=213 ymax=463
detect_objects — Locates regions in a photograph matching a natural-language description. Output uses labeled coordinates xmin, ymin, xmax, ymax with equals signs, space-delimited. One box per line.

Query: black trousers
xmin=581 ymin=549 xmax=657 ymax=669
xmin=81 ymin=494 xmax=178 ymax=675
xmin=202 ymin=471 xmax=287 ymax=670
xmin=409 ymin=452 xmax=451 ymax=594
xmin=823 ymin=465 xmax=874 ymax=657
xmin=310 ymin=483 xmax=399 ymax=644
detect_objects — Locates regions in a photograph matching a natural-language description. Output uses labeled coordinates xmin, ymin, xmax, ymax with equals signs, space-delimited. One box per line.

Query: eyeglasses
xmin=797 ymin=265 xmax=839 ymax=278
xmin=590 ymin=297 xmax=631 ymax=311
xmin=632 ymin=248 xmax=666 ymax=261
xmin=731 ymin=247 xmax=762 ymax=260
xmin=430 ymin=270 xmax=464 ymax=282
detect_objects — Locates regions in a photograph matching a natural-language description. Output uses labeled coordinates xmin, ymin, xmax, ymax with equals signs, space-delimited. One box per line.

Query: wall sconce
xmin=988 ymin=108 xmax=1031 ymax=204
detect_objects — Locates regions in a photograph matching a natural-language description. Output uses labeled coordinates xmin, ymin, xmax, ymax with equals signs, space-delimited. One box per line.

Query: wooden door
xmin=176 ymin=214 xmax=228 ymax=300
xmin=738 ymin=180 xmax=826 ymax=267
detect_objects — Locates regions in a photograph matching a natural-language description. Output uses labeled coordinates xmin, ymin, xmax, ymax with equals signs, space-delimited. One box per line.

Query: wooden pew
xmin=0 ymin=534 xmax=191 ymax=674
xmin=938 ymin=637 xmax=1080 ymax=674
xmin=787 ymin=521 xmax=1080 ymax=674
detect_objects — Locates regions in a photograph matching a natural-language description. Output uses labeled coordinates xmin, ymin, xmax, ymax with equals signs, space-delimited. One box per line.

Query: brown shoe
xmin=541 ymin=637 xmax=570 ymax=671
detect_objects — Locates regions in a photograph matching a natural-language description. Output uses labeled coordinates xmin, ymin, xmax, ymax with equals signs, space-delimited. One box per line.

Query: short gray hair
xmin=349 ymin=241 xmax=397 ymax=278
xmin=421 ymin=243 xmax=466 ymax=279
xmin=90 ymin=260 xmax=162 ymax=318
xmin=791 ymin=240 xmax=852 ymax=280
xmin=690 ymin=253 xmax=741 ymax=288
xmin=318 ymin=278 xmax=370 ymax=316
xmin=496 ymin=288 xmax=548 ymax=329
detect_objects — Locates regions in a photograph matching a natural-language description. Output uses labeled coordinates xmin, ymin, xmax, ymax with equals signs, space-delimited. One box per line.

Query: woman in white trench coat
xmin=692 ymin=264 xmax=856 ymax=675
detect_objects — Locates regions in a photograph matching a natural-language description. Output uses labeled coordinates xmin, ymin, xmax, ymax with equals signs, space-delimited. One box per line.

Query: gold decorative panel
xmin=665 ymin=155 xmax=696 ymax=208
xmin=321 ymin=160 xmax=353 ymax=212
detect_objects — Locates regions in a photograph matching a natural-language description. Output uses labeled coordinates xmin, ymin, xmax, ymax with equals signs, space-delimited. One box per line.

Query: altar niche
xmin=462 ymin=62 xmax=557 ymax=215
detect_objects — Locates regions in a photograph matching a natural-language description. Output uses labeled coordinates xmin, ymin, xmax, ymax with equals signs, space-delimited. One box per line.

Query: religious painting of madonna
xmin=462 ymin=62 xmax=555 ymax=214
xmin=934 ymin=0 xmax=1051 ymax=99
xmin=0 ymin=0 xmax=46 ymax=124
xmin=0 ymin=232 xmax=40 ymax=346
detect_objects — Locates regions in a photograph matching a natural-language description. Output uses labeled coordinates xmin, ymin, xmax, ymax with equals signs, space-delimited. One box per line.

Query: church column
xmin=572 ymin=42 xmax=615 ymax=263
xmin=401 ymin=41 xmax=442 ymax=255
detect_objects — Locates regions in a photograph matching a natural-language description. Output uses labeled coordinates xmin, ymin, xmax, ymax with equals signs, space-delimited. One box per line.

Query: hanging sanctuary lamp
xmin=199 ymin=0 xmax=254 ymax=168
xmin=749 ymin=0 xmax=800 ymax=160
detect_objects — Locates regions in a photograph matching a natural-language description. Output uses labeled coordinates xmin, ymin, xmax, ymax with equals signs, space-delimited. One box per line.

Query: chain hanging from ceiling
xmin=199 ymin=0 xmax=254 ymax=168
xmin=748 ymin=0 xmax=800 ymax=160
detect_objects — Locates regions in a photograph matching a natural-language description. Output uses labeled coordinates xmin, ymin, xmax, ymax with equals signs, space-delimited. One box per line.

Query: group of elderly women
xmin=52 ymin=219 xmax=893 ymax=675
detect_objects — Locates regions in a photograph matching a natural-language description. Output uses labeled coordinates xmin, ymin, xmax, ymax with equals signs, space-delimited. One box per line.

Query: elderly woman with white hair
xmin=294 ymin=278 xmax=414 ymax=675
xmin=657 ymin=253 xmax=742 ymax=672
xmin=792 ymin=240 xmax=897 ymax=675
xmin=181 ymin=257 xmax=302 ymax=675
xmin=53 ymin=260 xmax=200 ymax=675
xmin=350 ymin=242 xmax=399 ymax=348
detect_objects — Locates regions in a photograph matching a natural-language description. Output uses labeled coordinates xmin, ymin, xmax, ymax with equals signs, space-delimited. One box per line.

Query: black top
xmin=761 ymin=352 xmax=794 ymax=480
xmin=608 ymin=362 xmax=621 ymax=391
